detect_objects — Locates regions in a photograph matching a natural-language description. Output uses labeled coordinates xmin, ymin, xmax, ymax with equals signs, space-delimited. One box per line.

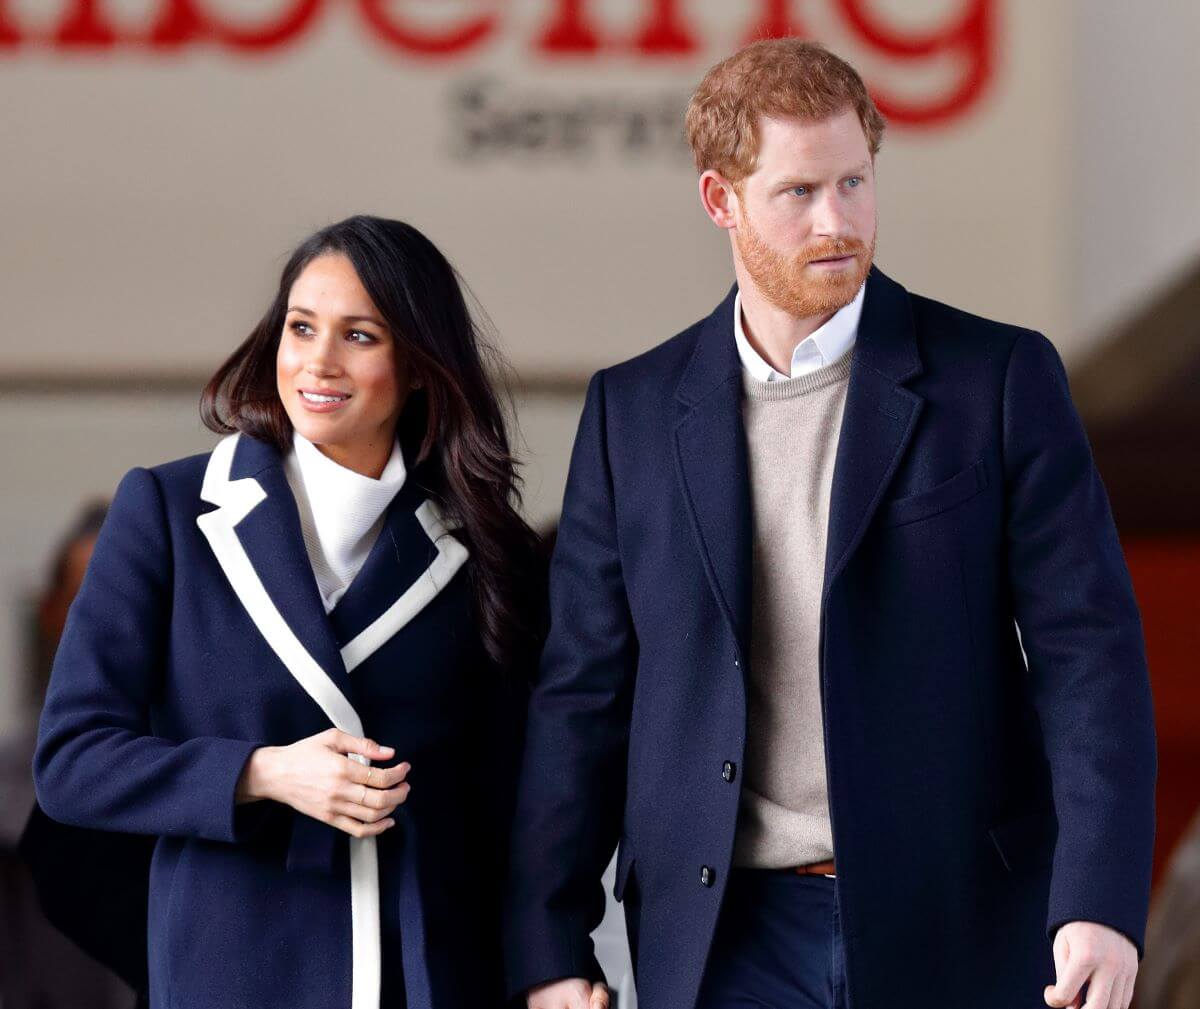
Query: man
xmin=505 ymin=39 xmax=1156 ymax=1009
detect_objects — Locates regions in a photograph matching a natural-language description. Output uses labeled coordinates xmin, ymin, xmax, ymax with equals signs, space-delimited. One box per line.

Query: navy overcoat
xmin=504 ymin=267 xmax=1157 ymax=1009
xmin=35 ymin=432 xmax=526 ymax=1009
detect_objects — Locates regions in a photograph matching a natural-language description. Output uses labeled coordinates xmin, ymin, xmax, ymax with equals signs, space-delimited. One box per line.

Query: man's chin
xmin=782 ymin=265 xmax=868 ymax=317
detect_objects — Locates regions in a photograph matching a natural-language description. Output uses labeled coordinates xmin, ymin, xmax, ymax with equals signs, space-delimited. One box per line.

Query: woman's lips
xmin=298 ymin=389 xmax=351 ymax=413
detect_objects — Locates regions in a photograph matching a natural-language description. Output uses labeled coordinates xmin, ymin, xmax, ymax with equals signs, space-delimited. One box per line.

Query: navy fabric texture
xmin=504 ymin=267 xmax=1156 ymax=1009
xmin=695 ymin=872 xmax=845 ymax=1009
xmin=34 ymin=434 xmax=526 ymax=1009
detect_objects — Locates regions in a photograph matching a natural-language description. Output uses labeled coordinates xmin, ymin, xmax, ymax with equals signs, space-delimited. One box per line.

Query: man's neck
xmin=736 ymin=281 xmax=836 ymax=378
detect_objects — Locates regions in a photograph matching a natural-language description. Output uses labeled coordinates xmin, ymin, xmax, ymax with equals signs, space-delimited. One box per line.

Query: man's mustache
xmin=797 ymin=238 xmax=868 ymax=265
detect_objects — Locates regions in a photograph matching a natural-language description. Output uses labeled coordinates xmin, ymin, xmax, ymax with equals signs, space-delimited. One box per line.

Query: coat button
xmin=722 ymin=761 xmax=736 ymax=783
xmin=700 ymin=865 xmax=715 ymax=887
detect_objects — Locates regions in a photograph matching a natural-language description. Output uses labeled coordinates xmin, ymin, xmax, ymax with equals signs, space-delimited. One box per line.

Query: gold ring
xmin=366 ymin=766 xmax=373 ymax=784
xmin=360 ymin=786 xmax=367 ymax=805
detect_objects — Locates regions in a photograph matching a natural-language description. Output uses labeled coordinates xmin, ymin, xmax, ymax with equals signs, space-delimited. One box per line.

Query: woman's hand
xmin=236 ymin=728 xmax=410 ymax=838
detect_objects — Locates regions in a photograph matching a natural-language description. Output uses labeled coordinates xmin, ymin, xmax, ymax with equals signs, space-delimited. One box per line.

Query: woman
xmin=34 ymin=216 xmax=544 ymax=1009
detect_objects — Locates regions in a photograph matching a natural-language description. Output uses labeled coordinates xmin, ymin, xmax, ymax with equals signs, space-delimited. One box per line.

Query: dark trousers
xmin=695 ymin=869 xmax=848 ymax=1009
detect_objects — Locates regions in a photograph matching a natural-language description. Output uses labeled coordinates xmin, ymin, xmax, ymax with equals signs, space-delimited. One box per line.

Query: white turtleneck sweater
xmin=282 ymin=432 xmax=407 ymax=613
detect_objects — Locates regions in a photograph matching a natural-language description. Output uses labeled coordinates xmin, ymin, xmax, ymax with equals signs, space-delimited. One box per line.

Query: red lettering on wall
xmin=835 ymin=0 xmax=994 ymax=127
xmin=635 ymin=0 xmax=699 ymax=56
xmin=0 ymin=0 xmax=997 ymax=130
xmin=0 ymin=2 xmax=20 ymax=47
xmin=538 ymin=0 xmax=602 ymax=55
xmin=357 ymin=0 xmax=494 ymax=56
xmin=148 ymin=0 xmax=325 ymax=51
xmin=54 ymin=0 xmax=118 ymax=48
xmin=744 ymin=0 xmax=810 ymax=44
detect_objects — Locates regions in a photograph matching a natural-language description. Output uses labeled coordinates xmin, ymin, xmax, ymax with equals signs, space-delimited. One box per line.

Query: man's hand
xmin=1044 ymin=921 xmax=1138 ymax=1009
xmin=527 ymin=978 xmax=609 ymax=1009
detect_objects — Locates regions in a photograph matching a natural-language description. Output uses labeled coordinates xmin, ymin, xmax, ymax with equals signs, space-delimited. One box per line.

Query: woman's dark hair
xmin=202 ymin=215 xmax=544 ymax=676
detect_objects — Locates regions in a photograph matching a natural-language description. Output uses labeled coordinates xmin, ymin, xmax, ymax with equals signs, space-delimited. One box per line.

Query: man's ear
xmin=699 ymin=170 xmax=740 ymax=230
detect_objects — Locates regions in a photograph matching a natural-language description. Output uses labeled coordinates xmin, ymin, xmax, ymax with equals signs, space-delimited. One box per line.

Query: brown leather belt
xmin=791 ymin=859 xmax=836 ymax=877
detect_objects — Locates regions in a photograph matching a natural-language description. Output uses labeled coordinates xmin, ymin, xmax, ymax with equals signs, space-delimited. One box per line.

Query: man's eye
xmin=845 ymin=177 xmax=862 ymax=188
xmin=790 ymin=186 xmax=809 ymax=197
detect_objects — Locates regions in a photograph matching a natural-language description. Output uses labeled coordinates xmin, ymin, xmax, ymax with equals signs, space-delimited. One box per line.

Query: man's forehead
xmin=752 ymin=111 xmax=871 ymax=173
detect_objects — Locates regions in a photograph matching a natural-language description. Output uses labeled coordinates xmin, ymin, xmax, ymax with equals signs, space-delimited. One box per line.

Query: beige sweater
xmin=732 ymin=350 xmax=853 ymax=868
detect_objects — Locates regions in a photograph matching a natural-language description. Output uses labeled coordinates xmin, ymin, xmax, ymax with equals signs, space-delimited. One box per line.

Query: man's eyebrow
xmin=775 ymin=162 xmax=872 ymax=187
xmin=286 ymin=305 xmax=387 ymax=327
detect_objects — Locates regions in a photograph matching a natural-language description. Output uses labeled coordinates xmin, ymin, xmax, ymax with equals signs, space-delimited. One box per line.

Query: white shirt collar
xmin=283 ymin=432 xmax=407 ymax=611
xmin=733 ymin=281 xmax=865 ymax=382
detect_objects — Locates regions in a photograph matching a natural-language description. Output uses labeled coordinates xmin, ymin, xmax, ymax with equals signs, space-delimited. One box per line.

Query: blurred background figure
xmin=0 ymin=499 xmax=139 ymax=1009
xmin=1139 ymin=808 xmax=1200 ymax=1009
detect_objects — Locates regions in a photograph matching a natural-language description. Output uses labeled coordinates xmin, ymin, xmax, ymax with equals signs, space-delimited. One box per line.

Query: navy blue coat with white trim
xmin=34 ymin=432 xmax=526 ymax=1009
xmin=504 ymin=266 xmax=1157 ymax=1009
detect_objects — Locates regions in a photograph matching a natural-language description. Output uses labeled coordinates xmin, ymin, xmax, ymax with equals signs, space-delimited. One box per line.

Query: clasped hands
xmin=235 ymin=727 xmax=411 ymax=838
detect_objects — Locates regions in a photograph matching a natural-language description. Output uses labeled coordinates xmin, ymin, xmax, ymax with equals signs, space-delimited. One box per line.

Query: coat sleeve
xmin=1001 ymin=331 xmax=1157 ymax=957
xmin=34 ymin=466 xmax=263 ymax=843
xmin=504 ymin=371 xmax=638 ymax=999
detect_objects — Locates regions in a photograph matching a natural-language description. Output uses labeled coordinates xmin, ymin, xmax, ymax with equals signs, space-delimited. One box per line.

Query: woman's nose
xmin=303 ymin=342 xmax=341 ymax=377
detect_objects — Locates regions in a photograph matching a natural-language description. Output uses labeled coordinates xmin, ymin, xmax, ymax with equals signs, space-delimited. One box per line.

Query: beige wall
xmin=3 ymin=0 xmax=1082 ymax=382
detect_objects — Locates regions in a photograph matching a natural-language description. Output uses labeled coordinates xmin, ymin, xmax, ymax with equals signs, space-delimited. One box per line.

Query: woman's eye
xmin=290 ymin=321 xmax=313 ymax=336
xmin=347 ymin=330 xmax=376 ymax=344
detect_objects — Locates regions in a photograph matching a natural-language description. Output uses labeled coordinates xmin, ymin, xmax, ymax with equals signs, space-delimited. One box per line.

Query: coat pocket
xmin=987 ymin=805 xmax=1058 ymax=873
xmin=879 ymin=459 xmax=988 ymax=528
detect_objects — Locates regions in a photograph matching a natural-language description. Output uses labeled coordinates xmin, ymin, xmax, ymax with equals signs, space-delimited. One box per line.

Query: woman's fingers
xmin=345 ymin=759 xmax=410 ymax=789
xmin=334 ymin=799 xmax=398 ymax=824
xmin=330 ymin=813 xmax=395 ymax=838
xmin=324 ymin=728 xmax=394 ymax=761
xmin=362 ymin=782 xmax=411 ymax=809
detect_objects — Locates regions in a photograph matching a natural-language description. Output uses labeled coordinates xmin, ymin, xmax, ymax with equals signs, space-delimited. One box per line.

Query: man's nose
xmin=812 ymin=191 xmax=850 ymax=238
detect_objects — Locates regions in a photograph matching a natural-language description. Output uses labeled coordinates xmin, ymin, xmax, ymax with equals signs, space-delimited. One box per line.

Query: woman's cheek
xmin=360 ymin=353 xmax=401 ymax=419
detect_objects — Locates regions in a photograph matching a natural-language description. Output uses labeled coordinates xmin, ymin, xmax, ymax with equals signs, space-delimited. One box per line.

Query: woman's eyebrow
xmin=286 ymin=305 xmax=387 ymax=327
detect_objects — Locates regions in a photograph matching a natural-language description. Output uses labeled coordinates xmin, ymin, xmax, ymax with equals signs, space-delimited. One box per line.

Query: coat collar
xmin=672 ymin=266 xmax=925 ymax=661
xmin=197 ymin=433 xmax=469 ymax=722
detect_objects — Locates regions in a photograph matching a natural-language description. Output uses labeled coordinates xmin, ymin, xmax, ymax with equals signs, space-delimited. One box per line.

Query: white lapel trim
xmin=196 ymin=434 xmax=382 ymax=1009
xmin=197 ymin=434 xmax=363 ymax=733
xmin=197 ymin=436 xmax=468 ymax=1009
xmin=340 ymin=500 xmax=470 ymax=674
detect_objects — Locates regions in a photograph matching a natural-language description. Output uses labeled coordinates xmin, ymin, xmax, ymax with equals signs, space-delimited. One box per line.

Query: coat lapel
xmin=197 ymin=433 xmax=362 ymax=734
xmin=196 ymin=432 xmax=459 ymax=1009
xmin=673 ymin=285 xmax=754 ymax=660
xmin=821 ymin=266 xmax=925 ymax=599
xmin=328 ymin=478 xmax=469 ymax=673
xmin=672 ymin=268 xmax=926 ymax=660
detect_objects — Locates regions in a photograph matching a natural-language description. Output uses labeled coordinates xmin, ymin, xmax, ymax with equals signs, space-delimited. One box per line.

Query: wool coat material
xmin=504 ymin=266 xmax=1157 ymax=1009
xmin=35 ymin=432 xmax=526 ymax=1009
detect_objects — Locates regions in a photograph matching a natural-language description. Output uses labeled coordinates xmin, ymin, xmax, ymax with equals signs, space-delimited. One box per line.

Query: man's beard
xmin=735 ymin=210 xmax=875 ymax=319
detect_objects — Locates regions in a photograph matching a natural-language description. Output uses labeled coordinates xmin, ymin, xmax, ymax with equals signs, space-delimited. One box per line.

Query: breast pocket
xmin=878 ymin=459 xmax=989 ymax=529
